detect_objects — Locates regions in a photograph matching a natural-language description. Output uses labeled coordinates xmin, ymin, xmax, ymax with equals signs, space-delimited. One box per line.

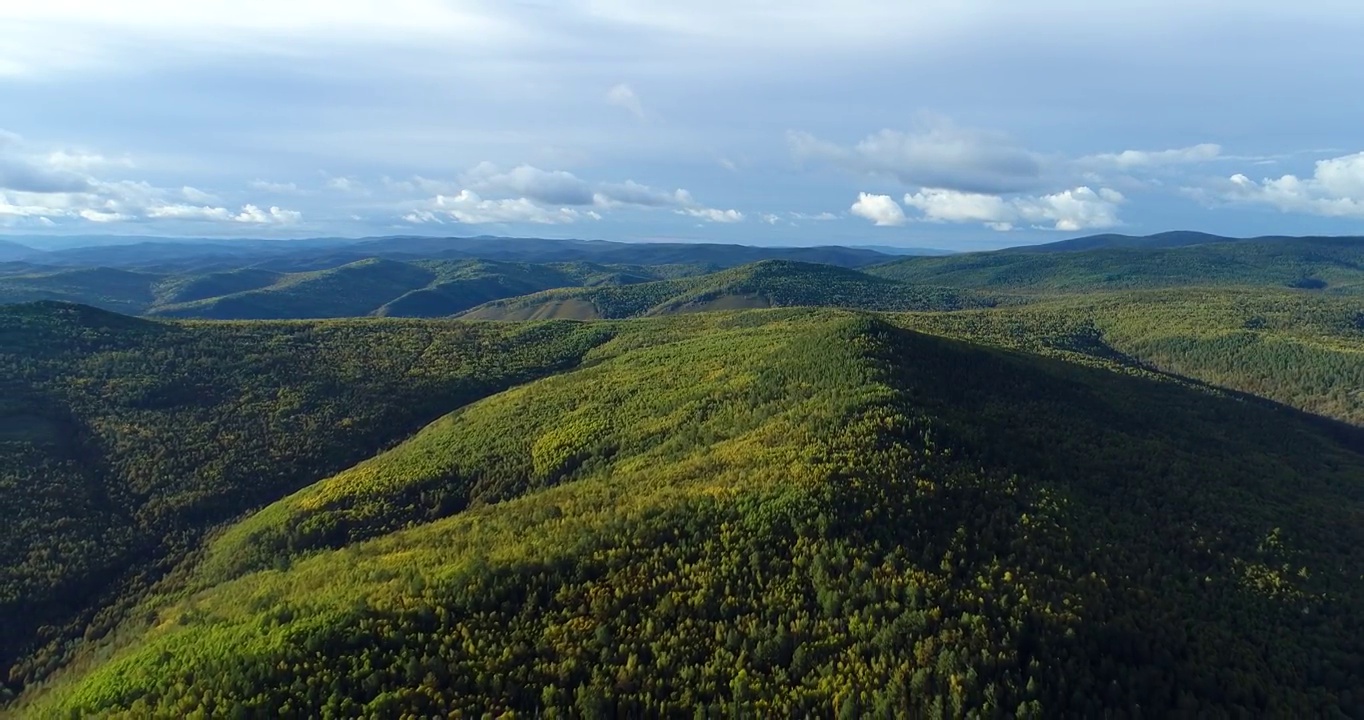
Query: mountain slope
xmin=459 ymin=260 xmax=993 ymax=320
xmin=150 ymin=268 xmax=283 ymax=305
xmin=0 ymin=240 xmax=36 ymax=263
xmin=148 ymin=258 xmax=438 ymax=319
xmin=19 ymin=310 xmax=1364 ymax=717
xmin=895 ymin=288 xmax=1364 ymax=427
xmin=0 ymin=258 xmax=684 ymax=320
xmin=0 ymin=267 xmax=161 ymax=314
xmin=1006 ymin=230 xmax=1234 ymax=253
xmin=869 ymin=236 xmax=1364 ymax=293
xmin=0 ymin=303 xmax=615 ymax=694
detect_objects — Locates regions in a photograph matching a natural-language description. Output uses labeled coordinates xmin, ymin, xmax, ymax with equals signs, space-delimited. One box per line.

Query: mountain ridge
xmin=12 ymin=307 xmax=1364 ymax=717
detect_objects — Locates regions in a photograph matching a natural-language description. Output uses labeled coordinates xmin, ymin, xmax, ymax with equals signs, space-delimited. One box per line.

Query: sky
xmin=1 ymin=1 xmax=1362 ymax=251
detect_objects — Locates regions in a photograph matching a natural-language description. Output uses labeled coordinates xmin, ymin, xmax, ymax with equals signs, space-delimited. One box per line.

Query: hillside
xmin=0 ymin=240 xmax=36 ymax=263
xmin=18 ymin=235 xmax=892 ymax=270
xmin=0 ymin=258 xmax=687 ymax=320
xmin=459 ymin=260 xmax=993 ymax=320
xmin=0 ymin=303 xmax=616 ymax=695
xmin=1006 ymin=230 xmax=1235 ymax=253
xmin=148 ymin=258 xmax=440 ymax=319
xmin=9 ymin=307 xmax=1364 ymax=716
xmin=869 ymin=237 xmax=1364 ymax=294
xmin=0 ymin=267 xmax=162 ymax=315
xmin=896 ymin=288 xmax=1364 ymax=427
xmin=150 ymin=268 xmax=283 ymax=305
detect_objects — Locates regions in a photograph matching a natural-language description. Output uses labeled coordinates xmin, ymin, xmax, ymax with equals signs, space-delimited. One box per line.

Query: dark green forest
xmin=4 ymin=233 xmax=1364 ymax=717
xmin=0 ymin=303 xmax=615 ymax=700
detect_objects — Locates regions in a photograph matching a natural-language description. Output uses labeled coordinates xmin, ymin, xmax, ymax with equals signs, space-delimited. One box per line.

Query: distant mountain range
xmin=3 ymin=233 xmax=1363 ymax=319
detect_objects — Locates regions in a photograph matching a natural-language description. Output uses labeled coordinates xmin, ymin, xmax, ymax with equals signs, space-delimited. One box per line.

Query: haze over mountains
xmin=4 ymin=230 xmax=1364 ymax=716
xmin=2 ymin=232 xmax=1361 ymax=320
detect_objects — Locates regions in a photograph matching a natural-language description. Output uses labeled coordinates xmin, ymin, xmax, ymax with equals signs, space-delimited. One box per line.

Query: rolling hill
xmin=0 ymin=267 xmax=162 ymax=314
xmin=7 ymin=232 xmax=1364 ymax=716
xmin=459 ymin=260 xmax=995 ymax=320
xmin=868 ymin=236 xmax=1364 ymax=293
xmin=1005 ymin=230 xmax=1236 ymax=253
xmin=0 ymin=258 xmax=695 ymax=320
xmin=15 ymin=235 xmax=895 ymax=270
xmin=0 ymin=302 xmax=617 ymax=697
xmin=6 ymin=307 xmax=1362 ymax=717
xmin=0 ymin=240 xmax=36 ymax=263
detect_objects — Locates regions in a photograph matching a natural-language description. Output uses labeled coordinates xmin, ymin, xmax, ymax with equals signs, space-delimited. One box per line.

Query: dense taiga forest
xmin=3 ymin=233 xmax=1364 ymax=717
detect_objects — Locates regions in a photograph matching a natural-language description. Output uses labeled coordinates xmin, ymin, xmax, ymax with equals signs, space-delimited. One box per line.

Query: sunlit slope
xmin=0 ymin=302 xmax=614 ymax=695
xmin=146 ymin=259 xmax=680 ymax=320
xmin=458 ymin=260 xmax=991 ymax=320
xmin=28 ymin=310 xmax=1364 ymax=717
xmin=896 ymin=288 xmax=1364 ymax=426
xmin=869 ymin=237 xmax=1364 ymax=294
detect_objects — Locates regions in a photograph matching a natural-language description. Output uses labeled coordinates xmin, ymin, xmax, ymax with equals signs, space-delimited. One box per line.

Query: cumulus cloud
xmin=1081 ymin=143 xmax=1222 ymax=169
xmin=325 ymin=175 xmax=366 ymax=194
xmin=146 ymin=203 xmax=301 ymax=224
xmin=606 ymin=83 xmax=645 ymax=119
xmin=464 ymin=162 xmax=596 ymax=206
xmin=899 ymin=186 xmax=1124 ymax=231
xmin=1211 ymin=152 xmax=1364 ymax=218
xmin=0 ymin=139 xmax=95 ymax=193
xmin=249 ymin=179 xmax=302 ymax=193
xmin=181 ymin=186 xmax=217 ymax=203
xmin=0 ymin=131 xmax=303 ymax=228
xmin=403 ymin=163 xmax=743 ymax=225
xmin=428 ymin=191 xmax=585 ymax=225
xmin=593 ymin=181 xmax=691 ymax=208
xmin=849 ymin=193 xmax=907 ymax=226
xmin=790 ymin=211 xmax=839 ymax=221
xmin=681 ymin=207 xmax=743 ymax=223
xmin=791 ymin=116 xmax=1044 ymax=194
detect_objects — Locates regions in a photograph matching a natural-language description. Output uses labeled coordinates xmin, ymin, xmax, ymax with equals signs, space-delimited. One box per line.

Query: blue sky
xmin=1 ymin=1 xmax=1362 ymax=250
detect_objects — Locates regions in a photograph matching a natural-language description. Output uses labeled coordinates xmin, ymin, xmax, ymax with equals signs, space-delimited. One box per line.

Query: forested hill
xmin=5 ymin=235 xmax=895 ymax=270
xmin=0 ymin=240 xmax=36 ymax=263
xmin=6 ymin=303 xmax=1364 ymax=716
xmin=0 ymin=302 xmax=617 ymax=698
xmin=1005 ymin=230 xmax=1235 ymax=253
xmin=868 ymin=235 xmax=1364 ymax=293
xmin=0 ymin=258 xmax=698 ymax=320
xmin=458 ymin=260 xmax=994 ymax=320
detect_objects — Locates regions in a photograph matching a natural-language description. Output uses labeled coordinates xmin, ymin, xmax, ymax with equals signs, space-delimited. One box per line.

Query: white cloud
xmin=325 ymin=175 xmax=365 ymax=193
xmin=681 ymin=207 xmax=744 ymax=223
xmin=791 ymin=116 xmax=1044 ymax=194
xmin=249 ymin=179 xmax=302 ymax=193
xmin=78 ymin=209 xmax=131 ymax=223
xmin=606 ymin=83 xmax=645 ymax=119
xmin=427 ymin=190 xmax=585 ymax=225
xmin=464 ymin=162 xmax=595 ymax=205
xmin=593 ymin=181 xmax=691 ymax=209
xmin=146 ymin=204 xmax=232 ymax=221
xmin=1212 ymin=152 xmax=1364 ymax=218
xmin=181 ymin=186 xmax=217 ymax=202
xmin=46 ymin=150 xmax=133 ymax=172
xmin=760 ymin=213 xmax=780 ymax=224
xmin=0 ymin=1 xmax=529 ymax=78
xmin=409 ymin=162 xmax=743 ymax=223
xmin=849 ymin=192 xmax=907 ymax=226
xmin=234 ymin=204 xmax=303 ymax=223
xmin=1081 ymin=143 xmax=1222 ymax=169
xmin=0 ymin=147 xmax=94 ymax=193
xmin=900 ymin=186 xmax=1124 ymax=231
xmin=790 ymin=211 xmax=838 ymax=221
